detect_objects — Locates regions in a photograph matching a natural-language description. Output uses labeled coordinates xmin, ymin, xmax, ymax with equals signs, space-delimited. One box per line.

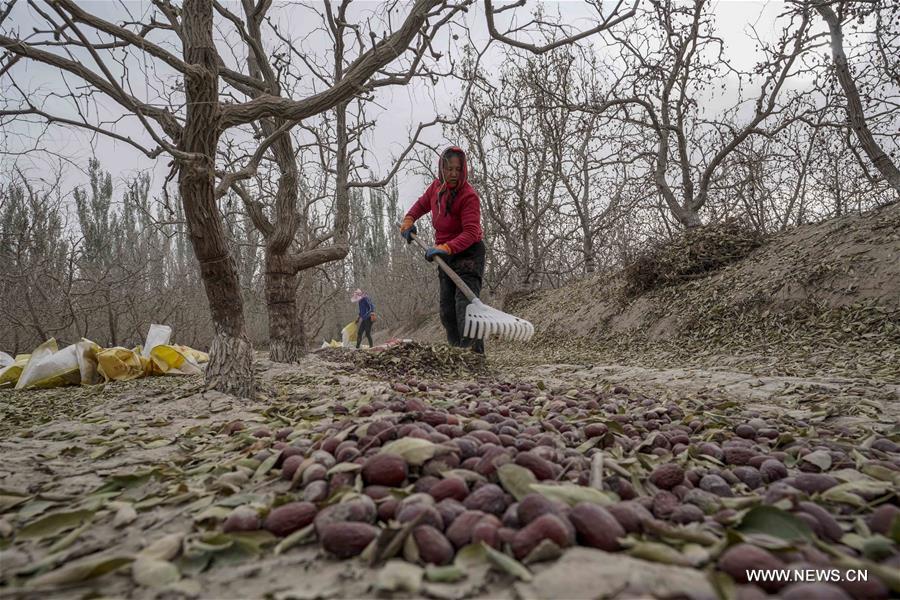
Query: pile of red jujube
xmin=219 ymin=378 xmax=899 ymax=599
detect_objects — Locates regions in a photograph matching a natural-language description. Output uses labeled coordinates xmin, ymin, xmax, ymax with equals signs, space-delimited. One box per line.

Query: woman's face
xmin=442 ymin=155 xmax=462 ymax=187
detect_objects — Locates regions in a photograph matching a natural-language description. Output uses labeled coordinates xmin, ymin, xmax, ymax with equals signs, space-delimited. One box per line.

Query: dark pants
xmin=438 ymin=241 xmax=486 ymax=354
xmin=356 ymin=316 xmax=373 ymax=348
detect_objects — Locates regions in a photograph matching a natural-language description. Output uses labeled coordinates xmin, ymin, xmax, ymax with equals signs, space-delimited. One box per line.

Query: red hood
xmin=438 ymin=146 xmax=468 ymax=189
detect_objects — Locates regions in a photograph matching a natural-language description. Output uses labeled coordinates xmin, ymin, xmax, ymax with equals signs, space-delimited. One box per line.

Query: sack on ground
xmin=341 ymin=321 xmax=358 ymax=346
xmin=142 ymin=324 xmax=173 ymax=358
xmin=6 ymin=325 xmax=210 ymax=390
xmin=97 ymin=346 xmax=150 ymax=382
xmin=0 ymin=353 xmax=31 ymax=387
xmin=15 ymin=339 xmax=82 ymax=390
xmin=149 ymin=344 xmax=203 ymax=375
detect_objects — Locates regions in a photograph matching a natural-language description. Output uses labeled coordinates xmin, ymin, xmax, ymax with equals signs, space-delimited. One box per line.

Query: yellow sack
xmin=15 ymin=339 xmax=82 ymax=390
xmin=171 ymin=344 xmax=209 ymax=364
xmin=149 ymin=344 xmax=203 ymax=376
xmin=341 ymin=321 xmax=358 ymax=346
xmin=0 ymin=353 xmax=31 ymax=388
xmin=96 ymin=346 xmax=150 ymax=382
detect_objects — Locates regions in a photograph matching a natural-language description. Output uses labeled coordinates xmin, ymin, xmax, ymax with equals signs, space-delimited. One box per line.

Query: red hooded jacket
xmin=404 ymin=147 xmax=483 ymax=254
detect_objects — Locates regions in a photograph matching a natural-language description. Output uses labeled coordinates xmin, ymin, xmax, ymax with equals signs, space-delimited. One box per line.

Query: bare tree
xmin=209 ymin=0 xmax=472 ymax=362
xmin=524 ymin=48 xmax=639 ymax=275
xmin=4 ymin=0 xmax=896 ymax=356
xmin=623 ymin=0 xmax=815 ymax=228
xmin=451 ymin=50 xmax=564 ymax=292
xmin=522 ymin=0 xmax=815 ymax=229
xmin=811 ymin=0 xmax=900 ymax=195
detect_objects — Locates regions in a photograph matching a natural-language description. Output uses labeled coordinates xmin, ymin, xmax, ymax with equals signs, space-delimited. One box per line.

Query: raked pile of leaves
xmin=317 ymin=341 xmax=487 ymax=380
xmin=622 ymin=220 xmax=765 ymax=298
xmin=2 ymin=374 xmax=897 ymax=598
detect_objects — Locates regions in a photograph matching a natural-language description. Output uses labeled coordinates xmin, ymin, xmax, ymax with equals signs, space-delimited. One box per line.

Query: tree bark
xmin=261 ymin=128 xmax=306 ymax=363
xmin=583 ymin=232 xmax=595 ymax=275
xmin=106 ymin=294 xmax=117 ymax=346
xmin=180 ymin=0 xmax=254 ymax=396
xmin=817 ymin=4 xmax=900 ymax=196
xmin=265 ymin=256 xmax=305 ymax=363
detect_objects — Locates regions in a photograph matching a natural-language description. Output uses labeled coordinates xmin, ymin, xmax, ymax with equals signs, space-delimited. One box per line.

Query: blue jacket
xmin=358 ymin=297 xmax=374 ymax=320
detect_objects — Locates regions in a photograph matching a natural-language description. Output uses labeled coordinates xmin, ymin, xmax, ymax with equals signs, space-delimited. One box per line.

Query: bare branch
xmin=484 ymin=0 xmax=637 ymax=54
xmin=219 ymin=0 xmax=458 ymax=128
xmin=0 ymin=34 xmax=185 ymax=148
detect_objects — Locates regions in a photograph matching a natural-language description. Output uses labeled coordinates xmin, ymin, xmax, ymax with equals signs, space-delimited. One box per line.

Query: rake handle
xmin=408 ymin=231 xmax=477 ymax=302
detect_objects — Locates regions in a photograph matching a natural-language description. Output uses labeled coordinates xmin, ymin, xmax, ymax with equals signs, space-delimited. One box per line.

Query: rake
xmin=407 ymin=230 xmax=534 ymax=342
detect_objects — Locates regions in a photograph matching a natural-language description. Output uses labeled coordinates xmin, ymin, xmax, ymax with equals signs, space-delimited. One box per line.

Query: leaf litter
xmin=0 ymin=339 xmax=896 ymax=599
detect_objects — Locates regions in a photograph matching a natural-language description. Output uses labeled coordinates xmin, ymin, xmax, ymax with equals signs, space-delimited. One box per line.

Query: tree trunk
xmin=679 ymin=207 xmax=702 ymax=229
xmin=180 ymin=0 xmax=254 ymax=397
xmin=259 ymin=101 xmax=348 ymax=364
xmin=654 ymin=139 xmax=703 ymax=229
xmin=583 ymin=222 xmax=595 ymax=275
xmin=106 ymin=292 xmax=117 ymax=346
xmin=266 ymin=256 xmax=305 ymax=363
xmin=817 ymin=4 xmax=900 ymax=196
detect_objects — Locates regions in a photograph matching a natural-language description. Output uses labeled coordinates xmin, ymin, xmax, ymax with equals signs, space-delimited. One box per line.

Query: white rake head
xmin=400 ymin=223 xmax=535 ymax=343
xmin=464 ymin=298 xmax=535 ymax=342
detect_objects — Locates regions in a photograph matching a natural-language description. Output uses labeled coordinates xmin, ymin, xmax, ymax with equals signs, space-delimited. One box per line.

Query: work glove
xmin=425 ymin=244 xmax=451 ymax=262
xmin=399 ymin=217 xmax=417 ymax=244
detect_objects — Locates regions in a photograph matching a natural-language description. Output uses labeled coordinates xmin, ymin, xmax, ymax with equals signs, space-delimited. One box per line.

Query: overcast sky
xmin=1 ymin=1 xmax=790 ymax=216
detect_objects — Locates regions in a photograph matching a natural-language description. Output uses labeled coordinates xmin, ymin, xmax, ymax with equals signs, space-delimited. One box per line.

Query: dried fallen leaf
xmin=114 ymin=504 xmax=138 ymax=528
xmin=529 ymin=483 xmax=615 ymax=507
xmin=139 ymin=532 xmax=184 ymax=561
xmin=735 ymin=505 xmax=813 ymax=543
xmin=375 ymin=560 xmax=423 ymax=593
xmin=253 ymin=452 xmax=280 ymax=481
xmin=132 ymin=557 xmax=180 ymax=588
xmin=380 ymin=438 xmax=438 ymax=466
xmin=497 ymin=464 xmax=538 ymax=502
xmin=274 ymin=524 xmax=315 ymax=556
xmin=0 ymin=493 xmax=31 ymax=512
xmin=483 ymin=542 xmax=532 ymax=582
xmin=802 ymin=450 xmax=832 ymax=471
xmin=27 ymin=554 xmax=132 ymax=588
xmin=17 ymin=509 xmax=95 ymax=541
xmin=624 ymin=541 xmax=692 ymax=567
xmin=425 ymin=564 xmax=466 ymax=583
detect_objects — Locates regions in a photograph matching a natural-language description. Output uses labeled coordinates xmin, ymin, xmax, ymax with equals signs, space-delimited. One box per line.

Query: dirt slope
xmin=441 ymin=202 xmax=900 ymax=382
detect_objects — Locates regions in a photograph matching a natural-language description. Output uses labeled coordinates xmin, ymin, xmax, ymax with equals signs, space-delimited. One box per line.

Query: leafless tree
xmin=211 ymin=0 xmax=479 ymax=362
xmin=808 ymin=0 xmax=900 ymax=196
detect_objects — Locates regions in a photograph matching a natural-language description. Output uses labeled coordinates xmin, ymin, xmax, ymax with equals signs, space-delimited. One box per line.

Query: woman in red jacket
xmin=399 ymin=146 xmax=485 ymax=354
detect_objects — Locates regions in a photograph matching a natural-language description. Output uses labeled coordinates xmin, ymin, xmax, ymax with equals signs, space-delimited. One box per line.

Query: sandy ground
xmin=0 ymin=350 xmax=897 ymax=599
